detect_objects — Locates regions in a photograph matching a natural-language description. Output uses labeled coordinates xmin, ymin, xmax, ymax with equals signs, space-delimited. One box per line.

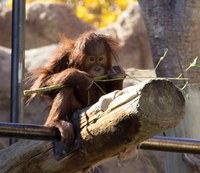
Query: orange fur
xmin=27 ymin=31 xmax=125 ymax=146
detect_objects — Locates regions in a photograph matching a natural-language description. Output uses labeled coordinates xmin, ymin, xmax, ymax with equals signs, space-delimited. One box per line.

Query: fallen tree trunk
xmin=0 ymin=79 xmax=185 ymax=173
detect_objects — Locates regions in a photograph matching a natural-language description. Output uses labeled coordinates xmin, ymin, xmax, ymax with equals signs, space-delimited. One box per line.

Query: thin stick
xmin=94 ymin=78 xmax=125 ymax=82
xmin=177 ymin=57 xmax=199 ymax=78
xmin=126 ymin=76 xmax=189 ymax=81
xmin=24 ymin=85 xmax=65 ymax=96
xmin=24 ymin=76 xmax=189 ymax=96
xmin=24 ymin=75 xmax=121 ymax=96
xmin=125 ymin=69 xmax=154 ymax=72
xmin=154 ymin=49 xmax=168 ymax=71
xmin=93 ymin=75 xmax=107 ymax=81
xmin=93 ymin=82 xmax=106 ymax=95
xmin=181 ymin=81 xmax=189 ymax=90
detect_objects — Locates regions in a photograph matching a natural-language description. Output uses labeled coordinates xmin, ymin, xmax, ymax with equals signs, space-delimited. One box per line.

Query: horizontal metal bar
xmin=0 ymin=122 xmax=200 ymax=154
xmin=0 ymin=122 xmax=60 ymax=141
xmin=140 ymin=136 xmax=200 ymax=154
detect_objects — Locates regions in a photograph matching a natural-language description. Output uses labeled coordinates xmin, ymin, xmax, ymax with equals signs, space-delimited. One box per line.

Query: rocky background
xmin=0 ymin=2 xmax=163 ymax=173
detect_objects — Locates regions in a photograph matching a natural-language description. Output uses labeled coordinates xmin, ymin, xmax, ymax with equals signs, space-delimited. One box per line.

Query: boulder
xmin=0 ymin=46 xmax=11 ymax=110
xmin=25 ymin=2 xmax=94 ymax=49
xmin=0 ymin=4 xmax=12 ymax=48
xmin=98 ymin=4 xmax=153 ymax=69
xmin=0 ymin=2 xmax=94 ymax=49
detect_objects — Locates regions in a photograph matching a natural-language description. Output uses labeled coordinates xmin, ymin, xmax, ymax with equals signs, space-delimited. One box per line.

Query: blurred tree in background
xmin=5 ymin=0 xmax=137 ymax=27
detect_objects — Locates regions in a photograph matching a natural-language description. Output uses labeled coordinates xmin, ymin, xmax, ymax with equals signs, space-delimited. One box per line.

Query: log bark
xmin=0 ymin=79 xmax=185 ymax=173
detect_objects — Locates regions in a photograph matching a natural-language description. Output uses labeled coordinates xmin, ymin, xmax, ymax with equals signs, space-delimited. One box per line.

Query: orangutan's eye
xmin=89 ymin=56 xmax=95 ymax=62
xmin=99 ymin=56 xmax=105 ymax=62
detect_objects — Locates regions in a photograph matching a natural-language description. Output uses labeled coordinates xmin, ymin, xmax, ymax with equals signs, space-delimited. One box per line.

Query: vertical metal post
xmin=10 ymin=0 xmax=25 ymax=144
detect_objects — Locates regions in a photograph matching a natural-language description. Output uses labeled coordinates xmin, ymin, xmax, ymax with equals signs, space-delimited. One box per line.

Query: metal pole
xmin=140 ymin=136 xmax=200 ymax=154
xmin=10 ymin=0 xmax=25 ymax=144
xmin=0 ymin=122 xmax=61 ymax=141
xmin=0 ymin=122 xmax=200 ymax=154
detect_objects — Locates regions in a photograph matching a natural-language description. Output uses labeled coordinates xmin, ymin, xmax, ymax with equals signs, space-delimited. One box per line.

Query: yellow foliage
xmin=6 ymin=0 xmax=66 ymax=7
xmin=100 ymin=13 xmax=118 ymax=27
xmin=5 ymin=0 xmax=138 ymax=27
xmin=76 ymin=5 xmax=88 ymax=17
xmin=117 ymin=0 xmax=129 ymax=10
xmin=76 ymin=5 xmax=96 ymax=22
xmin=27 ymin=0 xmax=66 ymax=2
xmin=74 ymin=0 xmax=138 ymax=27
xmin=6 ymin=0 xmax=12 ymax=7
xmin=83 ymin=0 xmax=102 ymax=9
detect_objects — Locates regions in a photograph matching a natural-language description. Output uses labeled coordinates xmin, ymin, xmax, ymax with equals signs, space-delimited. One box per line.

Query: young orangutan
xmin=27 ymin=31 xmax=126 ymax=146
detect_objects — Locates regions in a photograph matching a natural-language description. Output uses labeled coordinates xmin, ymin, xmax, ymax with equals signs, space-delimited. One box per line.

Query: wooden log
xmin=0 ymin=79 xmax=185 ymax=173
xmin=164 ymin=84 xmax=200 ymax=173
